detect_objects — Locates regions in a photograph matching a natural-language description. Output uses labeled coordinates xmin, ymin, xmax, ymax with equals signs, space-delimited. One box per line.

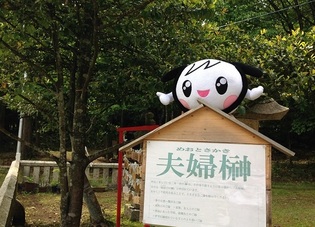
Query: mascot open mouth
xmin=197 ymin=89 xmax=210 ymax=97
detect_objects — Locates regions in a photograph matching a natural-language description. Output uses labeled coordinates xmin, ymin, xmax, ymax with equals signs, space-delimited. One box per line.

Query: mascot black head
xmin=157 ymin=59 xmax=264 ymax=113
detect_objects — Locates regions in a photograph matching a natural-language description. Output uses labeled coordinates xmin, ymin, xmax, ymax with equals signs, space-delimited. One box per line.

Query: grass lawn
xmin=17 ymin=190 xmax=143 ymax=227
xmin=15 ymin=182 xmax=315 ymax=227
xmin=272 ymin=182 xmax=315 ymax=227
xmin=0 ymin=166 xmax=9 ymax=185
xmin=2 ymin=160 xmax=314 ymax=226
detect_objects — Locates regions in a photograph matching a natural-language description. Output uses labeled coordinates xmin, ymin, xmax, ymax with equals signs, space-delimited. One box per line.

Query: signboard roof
xmin=119 ymin=103 xmax=295 ymax=157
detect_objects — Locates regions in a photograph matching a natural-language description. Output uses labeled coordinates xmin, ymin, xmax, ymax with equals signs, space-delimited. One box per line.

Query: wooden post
xmin=265 ymin=145 xmax=272 ymax=227
xmin=140 ymin=141 xmax=148 ymax=223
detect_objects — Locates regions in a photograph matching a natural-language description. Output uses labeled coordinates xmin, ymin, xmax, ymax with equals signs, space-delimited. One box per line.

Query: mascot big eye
xmin=156 ymin=59 xmax=264 ymax=113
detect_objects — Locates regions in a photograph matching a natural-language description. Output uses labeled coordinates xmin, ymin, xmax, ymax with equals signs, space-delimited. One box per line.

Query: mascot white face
xmin=157 ymin=59 xmax=264 ymax=113
xmin=175 ymin=59 xmax=244 ymax=111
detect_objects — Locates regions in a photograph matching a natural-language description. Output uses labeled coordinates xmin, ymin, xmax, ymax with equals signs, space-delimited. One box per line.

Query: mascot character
xmin=157 ymin=59 xmax=264 ymax=113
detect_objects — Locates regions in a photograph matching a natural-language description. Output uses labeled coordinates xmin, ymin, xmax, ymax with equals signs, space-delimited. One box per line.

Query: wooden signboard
xmin=118 ymin=103 xmax=294 ymax=227
xmin=143 ymin=141 xmax=266 ymax=227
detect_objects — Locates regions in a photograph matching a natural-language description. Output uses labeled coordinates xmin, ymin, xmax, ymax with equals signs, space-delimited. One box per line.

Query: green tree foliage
xmin=82 ymin=1 xmax=218 ymax=144
xmin=204 ymin=23 xmax=315 ymax=136
xmin=1 ymin=0 xmax=315 ymax=224
xmin=201 ymin=0 xmax=315 ymax=143
xmin=263 ymin=0 xmax=315 ymax=33
xmin=256 ymin=28 xmax=315 ymax=136
xmin=0 ymin=0 xmax=216 ymax=225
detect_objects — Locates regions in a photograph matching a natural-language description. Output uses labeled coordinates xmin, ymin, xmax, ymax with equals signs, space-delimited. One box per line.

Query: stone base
xmin=124 ymin=203 xmax=140 ymax=221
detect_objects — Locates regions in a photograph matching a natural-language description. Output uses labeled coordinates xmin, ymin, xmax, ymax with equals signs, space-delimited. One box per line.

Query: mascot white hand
xmin=245 ymin=86 xmax=264 ymax=100
xmin=156 ymin=92 xmax=174 ymax=105
xmin=157 ymin=59 xmax=264 ymax=113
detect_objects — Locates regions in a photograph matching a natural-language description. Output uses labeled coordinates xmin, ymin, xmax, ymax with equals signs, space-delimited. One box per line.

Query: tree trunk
xmin=83 ymin=174 xmax=109 ymax=226
xmin=51 ymin=1 xmax=105 ymax=225
xmin=65 ymin=92 xmax=88 ymax=226
xmin=0 ymin=102 xmax=5 ymax=150
xmin=56 ymin=90 xmax=70 ymax=227
xmin=21 ymin=116 xmax=33 ymax=159
xmin=67 ymin=161 xmax=85 ymax=226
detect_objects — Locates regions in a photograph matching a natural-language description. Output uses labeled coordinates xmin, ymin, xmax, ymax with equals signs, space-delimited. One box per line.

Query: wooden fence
xmin=19 ymin=160 xmax=119 ymax=189
xmin=0 ymin=160 xmax=20 ymax=227
xmin=0 ymin=160 xmax=119 ymax=226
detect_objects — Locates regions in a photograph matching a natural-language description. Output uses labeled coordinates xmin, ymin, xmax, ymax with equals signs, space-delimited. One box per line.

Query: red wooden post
xmin=116 ymin=150 xmax=124 ymax=226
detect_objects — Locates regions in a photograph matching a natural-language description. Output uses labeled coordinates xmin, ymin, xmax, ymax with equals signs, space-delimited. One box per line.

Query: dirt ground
xmin=18 ymin=193 xmax=60 ymax=226
xmin=17 ymin=191 xmax=119 ymax=226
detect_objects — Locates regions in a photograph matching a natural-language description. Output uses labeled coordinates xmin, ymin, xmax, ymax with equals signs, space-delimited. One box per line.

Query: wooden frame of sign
xmin=119 ymin=102 xmax=294 ymax=227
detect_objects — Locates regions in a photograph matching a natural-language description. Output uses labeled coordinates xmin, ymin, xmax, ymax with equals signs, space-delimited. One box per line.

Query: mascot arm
xmin=245 ymin=86 xmax=264 ymax=100
xmin=156 ymin=92 xmax=174 ymax=105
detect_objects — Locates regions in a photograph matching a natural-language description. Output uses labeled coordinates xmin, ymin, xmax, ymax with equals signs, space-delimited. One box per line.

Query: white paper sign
xmin=143 ymin=141 xmax=266 ymax=227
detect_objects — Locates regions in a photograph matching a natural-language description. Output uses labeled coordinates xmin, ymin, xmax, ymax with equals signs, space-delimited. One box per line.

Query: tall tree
xmin=0 ymin=0 xmax=215 ymax=225
xmin=264 ymin=0 xmax=315 ymax=33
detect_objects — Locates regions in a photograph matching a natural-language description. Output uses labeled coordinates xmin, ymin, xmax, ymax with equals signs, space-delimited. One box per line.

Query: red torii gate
xmin=116 ymin=125 xmax=159 ymax=227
